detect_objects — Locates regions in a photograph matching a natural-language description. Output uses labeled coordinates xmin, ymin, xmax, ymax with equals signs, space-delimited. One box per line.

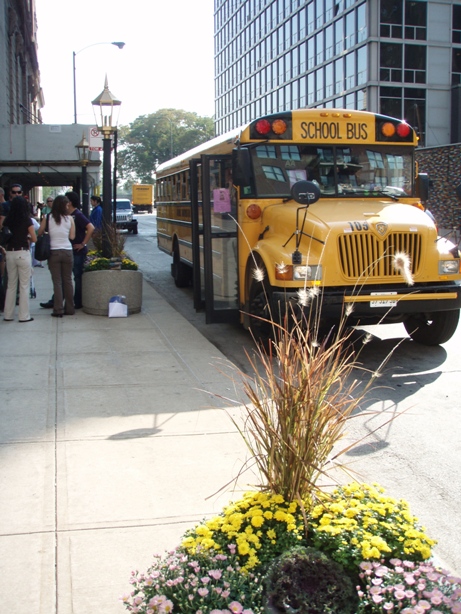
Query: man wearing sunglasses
xmin=0 ymin=184 xmax=23 ymax=222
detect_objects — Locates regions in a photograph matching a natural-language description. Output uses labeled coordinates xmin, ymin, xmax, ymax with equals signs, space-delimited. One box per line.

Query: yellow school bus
xmin=155 ymin=109 xmax=461 ymax=345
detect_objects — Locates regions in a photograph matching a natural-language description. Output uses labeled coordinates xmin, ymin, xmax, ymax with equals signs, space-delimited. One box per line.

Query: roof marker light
xmin=381 ymin=122 xmax=396 ymax=137
xmin=272 ymin=119 xmax=288 ymax=135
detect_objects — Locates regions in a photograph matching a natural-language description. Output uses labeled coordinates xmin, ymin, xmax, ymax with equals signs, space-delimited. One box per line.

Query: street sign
xmin=89 ymin=126 xmax=103 ymax=151
xmin=88 ymin=126 xmax=114 ymax=151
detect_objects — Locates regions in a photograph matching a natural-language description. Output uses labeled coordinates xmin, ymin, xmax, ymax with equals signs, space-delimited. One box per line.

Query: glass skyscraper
xmin=214 ymin=0 xmax=461 ymax=148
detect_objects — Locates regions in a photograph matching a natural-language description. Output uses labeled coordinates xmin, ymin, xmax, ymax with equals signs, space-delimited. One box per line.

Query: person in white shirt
xmin=38 ymin=195 xmax=75 ymax=317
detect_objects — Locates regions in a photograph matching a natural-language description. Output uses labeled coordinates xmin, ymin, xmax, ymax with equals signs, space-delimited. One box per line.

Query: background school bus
xmin=131 ymin=184 xmax=154 ymax=214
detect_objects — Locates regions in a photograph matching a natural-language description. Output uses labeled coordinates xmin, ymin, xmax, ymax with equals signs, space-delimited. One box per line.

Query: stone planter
xmin=82 ymin=270 xmax=143 ymax=316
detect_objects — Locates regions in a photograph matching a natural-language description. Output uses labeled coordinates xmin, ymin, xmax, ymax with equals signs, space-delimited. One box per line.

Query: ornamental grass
xmin=225 ymin=307 xmax=389 ymax=505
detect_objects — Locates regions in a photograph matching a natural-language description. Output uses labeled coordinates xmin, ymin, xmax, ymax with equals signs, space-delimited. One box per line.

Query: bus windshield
xmin=249 ymin=144 xmax=414 ymax=199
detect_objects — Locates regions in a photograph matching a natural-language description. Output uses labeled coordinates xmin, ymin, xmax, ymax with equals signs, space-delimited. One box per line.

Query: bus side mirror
xmin=416 ymin=173 xmax=429 ymax=205
xmin=232 ymin=148 xmax=252 ymax=187
xmin=291 ymin=180 xmax=321 ymax=205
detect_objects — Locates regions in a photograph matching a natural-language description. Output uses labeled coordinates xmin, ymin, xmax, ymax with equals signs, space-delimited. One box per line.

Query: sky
xmin=35 ymin=0 xmax=215 ymax=127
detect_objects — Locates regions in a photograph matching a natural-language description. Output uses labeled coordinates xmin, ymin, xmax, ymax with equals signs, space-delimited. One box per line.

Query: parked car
xmin=115 ymin=199 xmax=138 ymax=234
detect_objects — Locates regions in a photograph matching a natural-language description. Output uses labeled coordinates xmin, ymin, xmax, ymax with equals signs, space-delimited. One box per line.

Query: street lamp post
xmin=92 ymin=77 xmax=121 ymax=258
xmin=73 ymin=41 xmax=125 ymax=124
xmin=76 ymin=133 xmax=90 ymax=218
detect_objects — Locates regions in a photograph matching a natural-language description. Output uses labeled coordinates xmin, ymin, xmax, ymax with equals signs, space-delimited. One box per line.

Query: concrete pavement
xmin=0 ymin=265 xmax=250 ymax=614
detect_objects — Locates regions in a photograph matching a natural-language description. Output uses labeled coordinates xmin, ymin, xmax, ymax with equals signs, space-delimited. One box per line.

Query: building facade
xmin=0 ymin=0 xmax=43 ymax=126
xmin=0 ymin=0 xmax=100 ymax=197
xmin=214 ymin=0 xmax=461 ymax=149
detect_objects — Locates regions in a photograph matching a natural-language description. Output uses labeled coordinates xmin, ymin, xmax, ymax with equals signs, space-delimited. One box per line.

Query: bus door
xmin=192 ymin=154 xmax=239 ymax=324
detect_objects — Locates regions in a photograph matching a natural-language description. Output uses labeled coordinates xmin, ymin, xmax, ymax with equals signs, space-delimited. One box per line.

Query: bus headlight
xmin=293 ymin=264 xmax=322 ymax=280
xmin=439 ymin=260 xmax=460 ymax=274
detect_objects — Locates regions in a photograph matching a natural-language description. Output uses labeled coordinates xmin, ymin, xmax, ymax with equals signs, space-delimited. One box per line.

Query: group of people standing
xmin=0 ymin=185 xmax=95 ymax=321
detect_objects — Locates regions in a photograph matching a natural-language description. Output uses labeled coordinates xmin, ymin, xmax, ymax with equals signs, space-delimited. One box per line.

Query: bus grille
xmin=338 ymin=232 xmax=422 ymax=279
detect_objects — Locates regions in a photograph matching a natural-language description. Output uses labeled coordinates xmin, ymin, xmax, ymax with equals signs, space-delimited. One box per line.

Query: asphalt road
xmin=124 ymin=212 xmax=461 ymax=575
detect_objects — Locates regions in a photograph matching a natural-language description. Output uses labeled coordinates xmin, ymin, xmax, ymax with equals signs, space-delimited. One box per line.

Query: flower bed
xmin=122 ymin=483 xmax=460 ymax=614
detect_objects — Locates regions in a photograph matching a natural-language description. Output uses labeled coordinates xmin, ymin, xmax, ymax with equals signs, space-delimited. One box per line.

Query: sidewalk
xmin=0 ymin=265 xmax=249 ymax=614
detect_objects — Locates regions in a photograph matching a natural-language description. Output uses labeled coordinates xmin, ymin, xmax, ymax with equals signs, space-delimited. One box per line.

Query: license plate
xmin=370 ymin=292 xmax=397 ymax=307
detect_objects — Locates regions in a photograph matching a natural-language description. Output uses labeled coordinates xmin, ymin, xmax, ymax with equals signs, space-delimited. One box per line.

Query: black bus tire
xmin=403 ymin=309 xmax=460 ymax=345
xmin=172 ymin=242 xmax=191 ymax=287
xmin=248 ymin=263 xmax=274 ymax=343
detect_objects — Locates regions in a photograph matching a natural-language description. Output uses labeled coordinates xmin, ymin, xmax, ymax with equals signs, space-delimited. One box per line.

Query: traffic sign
xmin=88 ymin=126 xmax=114 ymax=151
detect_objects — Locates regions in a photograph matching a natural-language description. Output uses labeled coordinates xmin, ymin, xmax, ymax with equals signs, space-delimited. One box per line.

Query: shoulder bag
xmin=0 ymin=226 xmax=12 ymax=247
xmin=35 ymin=214 xmax=51 ymax=261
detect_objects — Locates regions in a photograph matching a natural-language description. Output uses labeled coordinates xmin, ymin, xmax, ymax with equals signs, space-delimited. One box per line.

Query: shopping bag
xmin=108 ymin=295 xmax=128 ymax=317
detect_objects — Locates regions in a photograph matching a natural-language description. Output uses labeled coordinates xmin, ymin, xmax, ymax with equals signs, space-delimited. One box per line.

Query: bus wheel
xmin=172 ymin=243 xmax=191 ymax=288
xmin=248 ymin=267 xmax=274 ymax=342
xmin=403 ymin=309 xmax=460 ymax=345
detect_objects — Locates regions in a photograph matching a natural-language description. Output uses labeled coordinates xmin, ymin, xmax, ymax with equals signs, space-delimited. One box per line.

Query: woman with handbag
xmin=38 ymin=195 xmax=75 ymax=317
xmin=2 ymin=196 xmax=37 ymax=322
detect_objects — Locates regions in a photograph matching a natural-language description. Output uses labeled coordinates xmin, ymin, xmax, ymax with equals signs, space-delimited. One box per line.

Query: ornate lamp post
xmin=76 ymin=133 xmax=90 ymax=218
xmin=73 ymin=41 xmax=125 ymax=124
xmin=91 ymin=77 xmax=121 ymax=257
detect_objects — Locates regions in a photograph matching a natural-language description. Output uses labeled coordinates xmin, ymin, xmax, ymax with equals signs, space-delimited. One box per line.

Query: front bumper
xmin=272 ymin=282 xmax=461 ymax=321
xmin=116 ymin=218 xmax=138 ymax=231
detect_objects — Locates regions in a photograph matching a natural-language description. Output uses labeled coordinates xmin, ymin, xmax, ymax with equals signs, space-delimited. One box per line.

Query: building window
xmin=380 ymin=86 xmax=402 ymax=118
xmin=308 ymin=72 xmax=315 ymax=105
xmin=308 ymin=37 xmax=315 ymax=70
xmin=335 ymin=57 xmax=344 ymax=94
xmin=452 ymin=48 xmax=461 ymax=85
xmin=307 ymin=1 xmax=315 ymax=35
xmin=357 ymin=88 xmax=366 ymax=111
xmin=380 ymin=0 xmax=403 ymax=38
xmin=345 ymin=51 xmax=355 ymax=89
xmin=300 ymin=75 xmax=307 ymax=107
xmin=325 ymin=62 xmax=334 ymax=97
xmin=404 ymin=44 xmax=426 ymax=84
xmin=453 ymin=4 xmax=461 ymax=44
xmin=299 ymin=41 xmax=307 ymax=73
xmin=357 ymin=2 xmax=367 ymax=43
xmin=325 ymin=24 xmax=334 ymax=60
xmin=357 ymin=45 xmax=367 ymax=85
xmin=380 ymin=43 xmax=402 ymax=82
xmin=404 ymin=88 xmax=426 ymax=144
xmin=315 ymin=0 xmax=324 ymax=29
xmin=335 ymin=17 xmax=344 ymax=55
xmin=316 ymin=67 xmax=324 ymax=100
xmin=345 ymin=10 xmax=355 ymax=49
xmin=316 ymin=30 xmax=324 ymax=64
xmin=405 ymin=1 xmax=427 ymax=40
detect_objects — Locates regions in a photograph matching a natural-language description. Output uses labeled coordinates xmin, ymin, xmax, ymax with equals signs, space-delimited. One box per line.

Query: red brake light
xmin=255 ymin=119 xmax=272 ymax=135
xmin=397 ymin=122 xmax=411 ymax=137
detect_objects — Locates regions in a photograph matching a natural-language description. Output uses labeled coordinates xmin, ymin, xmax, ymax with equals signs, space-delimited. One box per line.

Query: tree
xmin=117 ymin=109 xmax=214 ymax=187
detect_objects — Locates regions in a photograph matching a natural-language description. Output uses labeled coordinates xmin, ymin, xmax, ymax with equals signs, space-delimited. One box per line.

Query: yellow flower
xmin=251 ymin=515 xmax=264 ymax=528
xmin=274 ymin=510 xmax=287 ymax=522
xmin=237 ymin=541 xmax=250 ymax=556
